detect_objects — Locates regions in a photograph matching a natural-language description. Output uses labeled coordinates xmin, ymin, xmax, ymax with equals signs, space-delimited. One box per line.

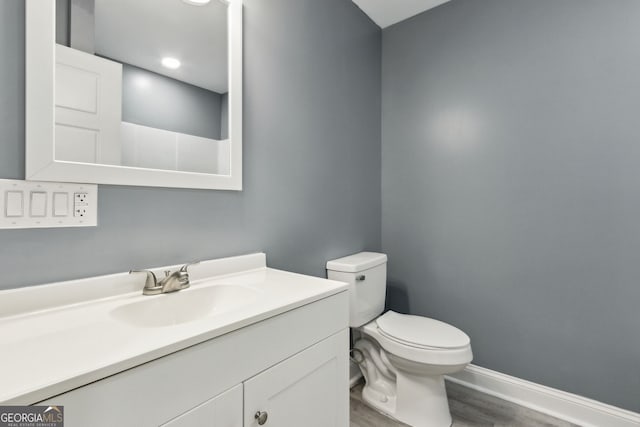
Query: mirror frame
xmin=25 ymin=0 xmax=242 ymax=190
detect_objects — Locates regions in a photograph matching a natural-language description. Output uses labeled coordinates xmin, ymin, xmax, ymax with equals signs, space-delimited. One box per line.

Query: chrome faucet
xmin=130 ymin=262 xmax=199 ymax=296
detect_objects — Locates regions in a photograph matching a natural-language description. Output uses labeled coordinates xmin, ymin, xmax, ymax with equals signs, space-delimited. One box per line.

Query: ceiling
xmin=352 ymin=0 xmax=452 ymax=28
xmin=95 ymin=0 xmax=228 ymax=94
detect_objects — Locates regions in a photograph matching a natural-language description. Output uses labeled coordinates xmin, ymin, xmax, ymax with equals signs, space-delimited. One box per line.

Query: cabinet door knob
xmin=255 ymin=411 xmax=268 ymax=425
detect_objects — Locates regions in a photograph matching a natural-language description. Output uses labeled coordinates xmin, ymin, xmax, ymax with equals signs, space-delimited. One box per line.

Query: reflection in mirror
xmin=54 ymin=0 xmax=230 ymax=175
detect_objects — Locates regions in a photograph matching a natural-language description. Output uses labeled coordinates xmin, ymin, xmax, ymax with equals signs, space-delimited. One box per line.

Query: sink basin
xmin=110 ymin=284 xmax=259 ymax=328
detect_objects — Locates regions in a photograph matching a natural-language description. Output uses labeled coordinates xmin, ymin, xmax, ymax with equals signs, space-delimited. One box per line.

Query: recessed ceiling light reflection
xmin=161 ymin=57 xmax=181 ymax=69
xmin=182 ymin=0 xmax=211 ymax=6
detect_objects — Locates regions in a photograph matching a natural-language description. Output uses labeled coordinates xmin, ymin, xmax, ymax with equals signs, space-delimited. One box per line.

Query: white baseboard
xmin=446 ymin=364 xmax=640 ymax=427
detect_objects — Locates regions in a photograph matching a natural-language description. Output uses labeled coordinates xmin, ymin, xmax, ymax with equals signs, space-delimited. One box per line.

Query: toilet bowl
xmin=326 ymin=252 xmax=473 ymax=427
xmin=355 ymin=310 xmax=472 ymax=427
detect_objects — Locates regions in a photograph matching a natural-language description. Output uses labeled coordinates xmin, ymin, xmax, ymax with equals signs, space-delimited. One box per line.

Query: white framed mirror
xmin=25 ymin=0 xmax=242 ymax=190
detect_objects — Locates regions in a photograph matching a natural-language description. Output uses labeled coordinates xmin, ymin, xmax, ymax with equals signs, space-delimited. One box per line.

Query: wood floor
xmin=350 ymin=381 xmax=580 ymax=427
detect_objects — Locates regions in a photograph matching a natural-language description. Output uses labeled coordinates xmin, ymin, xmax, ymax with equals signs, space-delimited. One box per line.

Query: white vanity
xmin=0 ymin=254 xmax=349 ymax=427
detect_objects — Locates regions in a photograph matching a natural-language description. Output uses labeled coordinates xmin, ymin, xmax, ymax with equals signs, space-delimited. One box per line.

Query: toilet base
xmin=361 ymin=370 xmax=452 ymax=427
xmin=352 ymin=316 xmax=471 ymax=427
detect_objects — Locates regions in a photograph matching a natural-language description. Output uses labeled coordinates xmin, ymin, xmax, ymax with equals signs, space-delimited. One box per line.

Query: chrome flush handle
xmin=356 ymin=275 xmax=366 ymax=281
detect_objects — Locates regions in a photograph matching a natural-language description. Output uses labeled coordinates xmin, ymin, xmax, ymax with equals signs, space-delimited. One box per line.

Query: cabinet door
xmin=162 ymin=384 xmax=242 ymax=427
xmin=244 ymin=329 xmax=349 ymax=427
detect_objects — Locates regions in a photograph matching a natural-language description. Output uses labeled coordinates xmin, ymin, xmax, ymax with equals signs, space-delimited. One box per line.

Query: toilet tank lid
xmin=326 ymin=252 xmax=387 ymax=273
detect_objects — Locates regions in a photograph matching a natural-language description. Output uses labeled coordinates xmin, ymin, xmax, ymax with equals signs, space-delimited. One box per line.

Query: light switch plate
xmin=0 ymin=179 xmax=98 ymax=229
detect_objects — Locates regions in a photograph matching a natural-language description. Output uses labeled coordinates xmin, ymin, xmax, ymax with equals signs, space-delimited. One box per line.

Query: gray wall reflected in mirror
xmin=122 ymin=64 xmax=228 ymax=141
xmin=54 ymin=0 xmax=229 ymax=175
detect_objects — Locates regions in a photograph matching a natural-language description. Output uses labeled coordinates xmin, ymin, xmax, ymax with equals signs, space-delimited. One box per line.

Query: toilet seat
xmin=360 ymin=311 xmax=473 ymax=367
xmin=376 ymin=311 xmax=470 ymax=350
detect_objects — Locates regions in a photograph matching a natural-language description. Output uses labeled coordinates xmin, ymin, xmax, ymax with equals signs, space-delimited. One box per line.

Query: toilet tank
xmin=326 ymin=252 xmax=388 ymax=327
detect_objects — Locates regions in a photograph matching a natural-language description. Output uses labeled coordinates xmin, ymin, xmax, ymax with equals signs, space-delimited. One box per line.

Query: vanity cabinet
xmin=162 ymin=385 xmax=242 ymax=427
xmin=243 ymin=331 xmax=348 ymax=427
xmin=162 ymin=332 xmax=347 ymax=427
xmin=38 ymin=293 xmax=349 ymax=427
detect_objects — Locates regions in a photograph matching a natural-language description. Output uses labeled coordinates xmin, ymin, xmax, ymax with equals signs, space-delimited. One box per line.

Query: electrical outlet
xmin=75 ymin=192 xmax=88 ymax=205
xmin=74 ymin=207 xmax=87 ymax=217
xmin=74 ymin=192 xmax=89 ymax=218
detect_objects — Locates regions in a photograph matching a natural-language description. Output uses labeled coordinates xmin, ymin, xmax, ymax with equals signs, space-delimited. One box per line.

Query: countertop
xmin=0 ymin=253 xmax=348 ymax=404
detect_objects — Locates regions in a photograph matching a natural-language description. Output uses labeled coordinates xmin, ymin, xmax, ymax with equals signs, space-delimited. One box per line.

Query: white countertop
xmin=0 ymin=253 xmax=348 ymax=404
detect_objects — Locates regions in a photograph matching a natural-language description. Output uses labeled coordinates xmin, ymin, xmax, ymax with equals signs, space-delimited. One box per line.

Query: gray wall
xmin=55 ymin=0 xmax=69 ymax=46
xmin=121 ymin=63 xmax=224 ymax=140
xmin=221 ymin=92 xmax=228 ymax=140
xmin=0 ymin=0 xmax=381 ymax=288
xmin=69 ymin=0 xmax=95 ymax=54
xmin=382 ymin=0 xmax=640 ymax=412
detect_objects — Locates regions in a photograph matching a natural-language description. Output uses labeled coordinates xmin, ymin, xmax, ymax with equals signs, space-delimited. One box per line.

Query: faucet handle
xmin=179 ymin=261 xmax=200 ymax=273
xmin=129 ymin=269 xmax=159 ymax=292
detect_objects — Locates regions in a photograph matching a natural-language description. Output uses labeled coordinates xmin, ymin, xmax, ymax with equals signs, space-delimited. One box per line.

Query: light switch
xmin=30 ymin=192 xmax=47 ymax=217
xmin=53 ymin=192 xmax=69 ymax=217
xmin=5 ymin=191 xmax=24 ymax=217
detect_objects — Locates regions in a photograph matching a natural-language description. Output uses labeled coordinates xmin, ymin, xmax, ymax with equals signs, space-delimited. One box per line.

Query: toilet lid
xmin=376 ymin=311 xmax=470 ymax=349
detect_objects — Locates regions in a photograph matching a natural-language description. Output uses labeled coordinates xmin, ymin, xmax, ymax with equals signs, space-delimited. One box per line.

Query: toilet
xmin=326 ymin=252 xmax=472 ymax=427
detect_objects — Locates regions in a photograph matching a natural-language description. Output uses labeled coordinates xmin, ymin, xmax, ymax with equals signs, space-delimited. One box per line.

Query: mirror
xmin=25 ymin=0 xmax=242 ymax=190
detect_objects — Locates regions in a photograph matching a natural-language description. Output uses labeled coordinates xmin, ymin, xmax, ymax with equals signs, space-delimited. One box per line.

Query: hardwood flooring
xmin=350 ymin=381 xmax=580 ymax=427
